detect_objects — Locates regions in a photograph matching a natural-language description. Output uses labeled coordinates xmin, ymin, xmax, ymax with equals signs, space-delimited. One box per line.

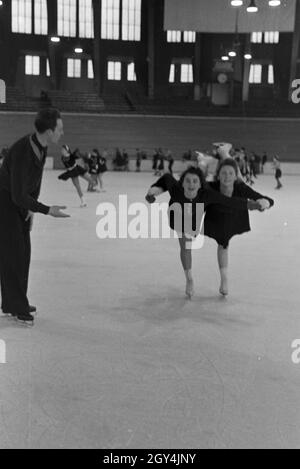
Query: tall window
xmin=249 ymin=64 xmax=262 ymax=84
xmin=251 ymin=32 xmax=263 ymax=43
xmin=34 ymin=0 xmax=48 ymax=34
xmin=101 ymin=0 xmax=120 ymax=40
xmin=107 ymin=61 xmax=121 ymax=80
xmin=12 ymin=0 xmax=32 ymax=34
xmin=127 ymin=62 xmax=136 ymax=81
xmin=79 ymin=0 xmax=94 ymax=38
xmin=87 ymin=59 xmax=94 ymax=79
xmin=180 ymin=64 xmax=193 ymax=83
xmin=58 ymin=0 xmax=76 ymax=37
xmin=25 ymin=55 xmax=40 ymax=75
xmin=122 ymin=0 xmax=141 ymax=41
xmin=67 ymin=58 xmax=81 ymax=78
xmin=268 ymin=65 xmax=274 ymax=84
xmin=264 ymin=31 xmax=279 ymax=44
xmin=169 ymin=64 xmax=175 ymax=83
xmin=183 ymin=31 xmax=196 ymax=43
xmin=167 ymin=31 xmax=181 ymax=43
xmin=251 ymin=31 xmax=279 ymax=44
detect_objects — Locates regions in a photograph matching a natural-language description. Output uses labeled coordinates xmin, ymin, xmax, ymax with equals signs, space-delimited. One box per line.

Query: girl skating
xmin=58 ymin=145 xmax=95 ymax=207
xmin=205 ymin=159 xmax=274 ymax=296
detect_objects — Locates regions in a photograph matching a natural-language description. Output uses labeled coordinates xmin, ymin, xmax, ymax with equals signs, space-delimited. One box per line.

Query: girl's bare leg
xmin=72 ymin=177 xmax=86 ymax=206
xmin=218 ymin=245 xmax=229 ymax=296
xmin=178 ymin=235 xmax=194 ymax=298
xmin=98 ymin=174 xmax=104 ymax=191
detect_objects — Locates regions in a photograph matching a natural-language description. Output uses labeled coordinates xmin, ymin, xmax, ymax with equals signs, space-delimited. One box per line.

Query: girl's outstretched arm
xmin=238 ymin=182 xmax=274 ymax=210
xmin=145 ymin=186 xmax=164 ymax=203
xmin=145 ymin=173 xmax=178 ymax=203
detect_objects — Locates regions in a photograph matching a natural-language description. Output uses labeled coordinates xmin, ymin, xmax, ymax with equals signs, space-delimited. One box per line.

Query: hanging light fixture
xmin=244 ymin=53 xmax=252 ymax=60
xmin=247 ymin=0 xmax=258 ymax=13
xmin=228 ymin=50 xmax=237 ymax=57
xmin=51 ymin=36 xmax=60 ymax=43
xmin=268 ymin=0 xmax=281 ymax=6
xmin=221 ymin=55 xmax=230 ymax=61
xmin=74 ymin=47 xmax=83 ymax=53
xmin=231 ymin=0 xmax=243 ymax=6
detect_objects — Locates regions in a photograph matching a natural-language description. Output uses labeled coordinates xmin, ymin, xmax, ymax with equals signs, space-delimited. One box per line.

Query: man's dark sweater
xmin=0 ymin=134 xmax=50 ymax=218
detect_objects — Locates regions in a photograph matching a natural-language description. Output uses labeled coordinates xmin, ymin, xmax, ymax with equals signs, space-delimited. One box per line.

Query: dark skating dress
xmin=151 ymin=174 xmax=251 ymax=236
xmin=58 ymin=150 xmax=87 ymax=181
xmin=97 ymin=156 xmax=107 ymax=174
xmin=87 ymin=155 xmax=107 ymax=175
xmin=205 ymin=180 xmax=274 ymax=248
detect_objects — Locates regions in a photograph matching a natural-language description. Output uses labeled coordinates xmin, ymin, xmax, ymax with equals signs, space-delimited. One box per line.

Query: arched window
xmin=67 ymin=58 xmax=81 ymax=78
xmin=12 ymin=0 xmax=32 ymax=34
xmin=249 ymin=64 xmax=262 ymax=84
xmin=101 ymin=0 xmax=120 ymax=40
xmin=101 ymin=0 xmax=141 ymax=41
xmin=122 ymin=0 xmax=141 ymax=41
xmin=79 ymin=0 xmax=94 ymax=38
xmin=35 ymin=0 xmax=48 ymax=34
xmin=25 ymin=55 xmax=40 ymax=75
xmin=57 ymin=0 xmax=77 ymax=37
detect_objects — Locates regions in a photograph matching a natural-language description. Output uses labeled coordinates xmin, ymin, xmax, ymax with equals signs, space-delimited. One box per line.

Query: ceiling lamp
xmin=228 ymin=50 xmax=237 ymax=57
xmin=51 ymin=36 xmax=60 ymax=43
xmin=244 ymin=53 xmax=252 ymax=60
xmin=74 ymin=47 xmax=83 ymax=53
xmin=231 ymin=0 xmax=243 ymax=6
xmin=247 ymin=0 xmax=258 ymax=12
xmin=221 ymin=55 xmax=230 ymax=61
xmin=268 ymin=0 xmax=281 ymax=6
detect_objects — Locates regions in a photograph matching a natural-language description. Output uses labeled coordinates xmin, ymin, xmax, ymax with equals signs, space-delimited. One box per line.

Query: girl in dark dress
xmin=273 ymin=156 xmax=283 ymax=189
xmin=58 ymin=145 xmax=95 ymax=207
xmin=205 ymin=159 xmax=274 ymax=296
xmin=145 ymin=166 xmax=262 ymax=299
xmin=92 ymin=149 xmax=107 ymax=192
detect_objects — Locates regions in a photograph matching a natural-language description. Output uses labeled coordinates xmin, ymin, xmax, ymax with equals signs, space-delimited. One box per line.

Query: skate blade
xmin=185 ymin=292 xmax=193 ymax=300
xmin=15 ymin=318 xmax=34 ymax=326
xmin=219 ymin=289 xmax=228 ymax=298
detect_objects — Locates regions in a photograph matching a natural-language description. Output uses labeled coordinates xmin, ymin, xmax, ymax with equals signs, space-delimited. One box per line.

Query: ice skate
xmin=16 ymin=313 xmax=34 ymax=326
xmin=185 ymin=278 xmax=194 ymax=300
xmin=219 ymin=279 xmax=229 ymax=297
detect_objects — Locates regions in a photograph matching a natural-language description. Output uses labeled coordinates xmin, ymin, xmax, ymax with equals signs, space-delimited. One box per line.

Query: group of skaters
xmin=183 ymin=143 xmax=283 ymax=190
xmin=58 ymin=145 xmax=107 ymax=207
xmin=44 ymin=140 xmax=284 ymax=208
xmin=112 ymin=147 xmax=148 ymax=172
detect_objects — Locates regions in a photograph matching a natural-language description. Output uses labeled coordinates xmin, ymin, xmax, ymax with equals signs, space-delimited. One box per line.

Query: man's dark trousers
xmin=0 ymin=190 xmax=30 ymax=315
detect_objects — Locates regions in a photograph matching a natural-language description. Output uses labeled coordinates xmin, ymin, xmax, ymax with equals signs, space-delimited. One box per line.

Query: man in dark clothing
xmin=0 ymin=108 xmax=69 ymax=324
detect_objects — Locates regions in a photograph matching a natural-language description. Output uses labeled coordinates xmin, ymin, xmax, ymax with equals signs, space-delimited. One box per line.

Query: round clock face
xmin=217 ymin=73 xmax=228 ymax=84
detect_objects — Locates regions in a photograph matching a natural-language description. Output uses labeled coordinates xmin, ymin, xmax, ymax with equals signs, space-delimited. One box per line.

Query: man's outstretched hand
xmin=247 ymin=200 xmax=261 ymax=211
xmin=48 ymin=206 xmax=70 ymax=218
xmin=145 ymin=194 xmax=156 ymax=204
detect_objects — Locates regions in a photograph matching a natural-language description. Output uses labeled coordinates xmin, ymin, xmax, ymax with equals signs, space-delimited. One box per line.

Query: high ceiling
xmin=164 ymin=0 xmax=296 ymax=33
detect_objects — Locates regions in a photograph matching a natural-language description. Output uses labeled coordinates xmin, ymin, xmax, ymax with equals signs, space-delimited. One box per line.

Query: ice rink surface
xmin=0 ymin=170 xmax=300 ymax=449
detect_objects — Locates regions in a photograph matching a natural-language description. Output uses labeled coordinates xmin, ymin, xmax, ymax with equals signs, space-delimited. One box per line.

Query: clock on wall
xmin=217 ymin=73 xmax=228 ymax=84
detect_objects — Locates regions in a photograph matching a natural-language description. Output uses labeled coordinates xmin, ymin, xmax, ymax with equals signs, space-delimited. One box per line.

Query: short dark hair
xmin=217 ymin=158 xmax=239 ymax=178
xmin=179 ymin=166 xmax=206 ymax=187
xmin=34 ymin=108 xmax=61 ymax=133
xmin=91 ymin=148 xmax=100 ymax=157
